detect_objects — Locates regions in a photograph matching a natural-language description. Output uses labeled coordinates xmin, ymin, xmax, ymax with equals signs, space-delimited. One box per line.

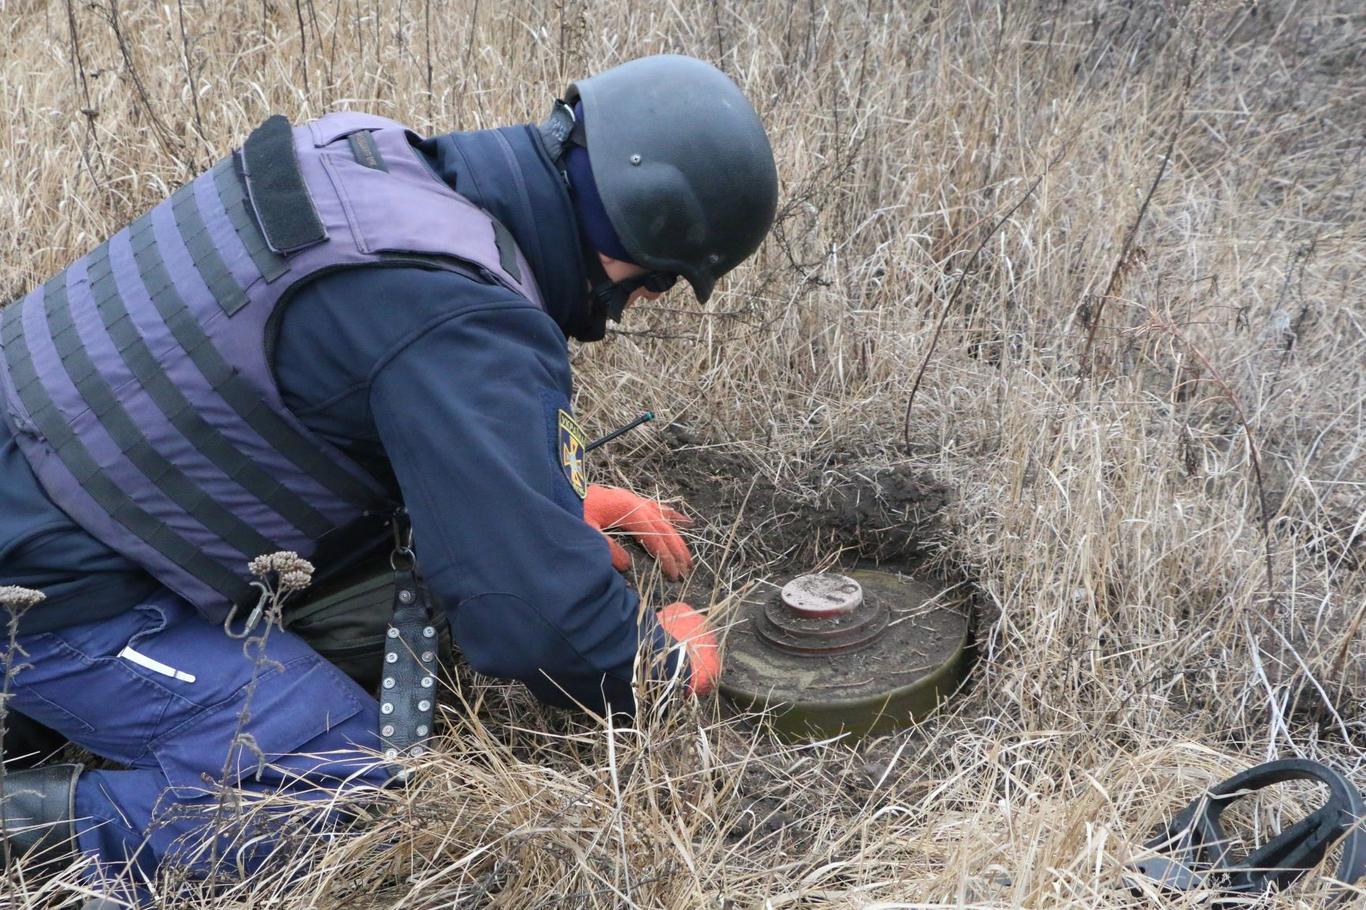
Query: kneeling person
xmin=0 ymin=54 xmax=776 ymax=895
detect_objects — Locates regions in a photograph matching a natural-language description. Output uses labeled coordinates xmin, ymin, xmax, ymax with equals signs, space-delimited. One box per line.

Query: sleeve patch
xmin=558 ymin=409 xmax=588 ymax=499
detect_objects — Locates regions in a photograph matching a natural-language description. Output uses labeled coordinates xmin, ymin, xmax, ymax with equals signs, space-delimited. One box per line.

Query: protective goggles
xmin=637 ymin=272 xmax=679 ymax=294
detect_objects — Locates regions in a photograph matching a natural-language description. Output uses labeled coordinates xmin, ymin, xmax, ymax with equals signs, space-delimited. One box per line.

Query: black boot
xmin=2 ymin=711 xmax=68 ymax=769
xmin=1 ymin=762 xmax=82 ymax=864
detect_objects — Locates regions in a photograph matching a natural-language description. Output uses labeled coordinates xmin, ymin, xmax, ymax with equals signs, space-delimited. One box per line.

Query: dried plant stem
xmin=423 ymin=0 xmax=433 ymax=120
xmin=106 ymin=0 xmax=180 ymax=157
xmin=1075 ymin=40 xmax=1200 ymax=388
xmin=902 ymin=173 xmax=1045 ymax=447
xmin=1140 ymin=310 xmax=1277 ymax=606
xmin=294 ymin=0 xmax=313 ymax=99
xmin=1075 ymin=125 xmax=1177 ymax=386
xmin=63 ymin=0 xmax=103 ymax=184
xmin=176 ymin=0 xmax=207 ymax=150
xmin=207 ymin=556 xmax=313 ymax=870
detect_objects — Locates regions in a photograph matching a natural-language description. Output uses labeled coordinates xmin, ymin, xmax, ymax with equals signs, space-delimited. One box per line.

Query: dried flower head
xmin=248 ymin=551 xmax=315 ymax=584
xmin=0 ymin=585 xmax=46 ymax=611
xmin=279 ymin=570 xmax=313 ymax=592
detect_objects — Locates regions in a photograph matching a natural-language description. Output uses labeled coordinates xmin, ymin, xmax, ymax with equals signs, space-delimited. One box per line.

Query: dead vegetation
xmin=1 ymin=0 xmax=1364 ymax=907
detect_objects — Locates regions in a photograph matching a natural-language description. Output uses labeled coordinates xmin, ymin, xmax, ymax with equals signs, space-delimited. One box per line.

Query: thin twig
xmin=456 ymin=0 xmax=480 ymax=125
xmin=424 ymin=0 xmax=433 ymax=121
xmin=1138 ymin=310 xmax=1277 ymax=606
xmin=295 ymin=0 xmax=313 ymax=98
xmin=902 ymin=173 xmax=1045 ymax=448
xmin=176 ymin=0 xmax=208 ymax=153
xmin=63 ymin=0 xmax=103 ymax=184
xmin=1075 ymin=44 xmax=1199 ymax=387
xmin=106 ymin=0 xmax=181 ymax=157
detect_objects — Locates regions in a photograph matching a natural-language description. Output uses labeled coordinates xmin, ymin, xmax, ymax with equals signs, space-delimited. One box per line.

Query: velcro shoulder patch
xmin=241 ymin=114 xmax=327 ymax=253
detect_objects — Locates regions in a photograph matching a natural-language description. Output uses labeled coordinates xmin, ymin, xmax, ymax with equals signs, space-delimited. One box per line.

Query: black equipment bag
xmin=283 ymin=554 xmax=453 ymax=694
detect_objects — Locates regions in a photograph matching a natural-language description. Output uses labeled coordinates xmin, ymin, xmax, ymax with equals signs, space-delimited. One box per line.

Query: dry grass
xmin=2 ymin=0 xmax=1365 ymax=906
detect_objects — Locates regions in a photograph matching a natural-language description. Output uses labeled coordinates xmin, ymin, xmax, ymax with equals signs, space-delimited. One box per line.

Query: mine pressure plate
xmin=718 ymin=569 xmax=974 ymax=740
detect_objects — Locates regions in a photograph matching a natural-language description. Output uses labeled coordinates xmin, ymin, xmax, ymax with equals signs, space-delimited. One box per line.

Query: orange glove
xmin=657 ymin=602 xmax=720 ymax=696
xmin=583 ymin=484 xmax=693 ymax=580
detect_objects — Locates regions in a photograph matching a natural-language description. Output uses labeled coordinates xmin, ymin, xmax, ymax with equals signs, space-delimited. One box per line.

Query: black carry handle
xmin=1127 ymin=758 xmax=1366 ymax=906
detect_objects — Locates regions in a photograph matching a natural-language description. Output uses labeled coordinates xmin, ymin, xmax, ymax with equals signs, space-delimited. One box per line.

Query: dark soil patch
xmin=646 ymin=422 xmax=953 ymax=574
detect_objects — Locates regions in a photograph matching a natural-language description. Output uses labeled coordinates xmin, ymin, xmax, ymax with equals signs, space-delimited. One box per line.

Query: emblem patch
xmin=558 ymin=409 xmax=588 ymax=499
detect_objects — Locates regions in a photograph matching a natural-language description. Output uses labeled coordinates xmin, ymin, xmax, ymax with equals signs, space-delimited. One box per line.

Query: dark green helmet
xmin=565 ymin=55 xmax=779 ymax=302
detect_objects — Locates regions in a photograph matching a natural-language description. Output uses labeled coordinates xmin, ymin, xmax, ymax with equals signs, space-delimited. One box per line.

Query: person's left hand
xmin=657 ymin=601 xmax=719 ymax=696
xmin=583 ymin=485 xmax=693 ymax=579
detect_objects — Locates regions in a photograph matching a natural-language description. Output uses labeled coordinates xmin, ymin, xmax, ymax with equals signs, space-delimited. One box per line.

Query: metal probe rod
xmin=585 ymin=411 xmax=655 ymax=452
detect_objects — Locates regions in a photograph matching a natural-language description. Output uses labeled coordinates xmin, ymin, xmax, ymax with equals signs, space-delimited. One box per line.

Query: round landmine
xmin=719 ymin=569 xmax=973 ymax=741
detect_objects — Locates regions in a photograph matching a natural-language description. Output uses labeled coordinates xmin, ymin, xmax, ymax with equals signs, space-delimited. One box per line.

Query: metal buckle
xmin=389 ymin=507 xmax=416 ymax=571
xmin=223 ymin=581 xmax=269 ymax=639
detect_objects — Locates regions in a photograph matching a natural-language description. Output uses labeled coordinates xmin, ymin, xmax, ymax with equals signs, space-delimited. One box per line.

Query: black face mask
xmin=573 ymin=244 xmax=678 ymax=342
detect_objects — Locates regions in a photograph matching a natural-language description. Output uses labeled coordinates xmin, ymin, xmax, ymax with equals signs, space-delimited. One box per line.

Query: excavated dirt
xmin=641 ymin=422 xmax=953 ymax=578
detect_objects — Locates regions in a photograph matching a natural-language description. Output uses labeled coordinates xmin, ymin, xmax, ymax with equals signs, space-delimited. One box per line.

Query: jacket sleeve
xmin=367 ymin=299 xmax=673 ymax=716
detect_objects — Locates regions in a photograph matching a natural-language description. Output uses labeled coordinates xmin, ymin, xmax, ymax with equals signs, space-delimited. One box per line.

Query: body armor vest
xmin=0 ymin=112 xmax=543 ymax=618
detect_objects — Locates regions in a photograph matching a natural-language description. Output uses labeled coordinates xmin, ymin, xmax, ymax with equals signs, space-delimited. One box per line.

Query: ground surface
xmin=2 ymin=0 xmax=1364 ymax=907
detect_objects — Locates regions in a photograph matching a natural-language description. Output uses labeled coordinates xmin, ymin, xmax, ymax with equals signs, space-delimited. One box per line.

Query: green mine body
xmin=718 ymin=569 xmax=973 ymax=741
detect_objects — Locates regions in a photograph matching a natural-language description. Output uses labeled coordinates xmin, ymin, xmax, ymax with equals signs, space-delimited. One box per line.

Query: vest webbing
xmin=0 ymin=112 xmax=544 ymax=618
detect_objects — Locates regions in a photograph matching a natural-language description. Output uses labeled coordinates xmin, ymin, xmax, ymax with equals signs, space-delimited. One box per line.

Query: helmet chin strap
xmin=539 ymin=102 xmax=617 ymax=343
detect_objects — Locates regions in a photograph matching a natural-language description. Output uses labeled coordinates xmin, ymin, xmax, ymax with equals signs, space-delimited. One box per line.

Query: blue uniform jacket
xmin=0 ymin=121 xmax=670 ymax=714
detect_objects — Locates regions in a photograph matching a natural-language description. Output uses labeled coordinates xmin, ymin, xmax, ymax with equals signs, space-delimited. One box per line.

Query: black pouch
xmin=283 ymin=554 xmax=453 ymax=694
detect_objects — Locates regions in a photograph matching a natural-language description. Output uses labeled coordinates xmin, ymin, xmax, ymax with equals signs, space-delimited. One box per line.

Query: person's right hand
xmin=584 ymin=485 xmax=693 ymax=579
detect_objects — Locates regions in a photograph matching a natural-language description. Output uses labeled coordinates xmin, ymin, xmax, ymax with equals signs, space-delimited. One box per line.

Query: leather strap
xmin=378 ymin=567 xmax=438 ymax=762
xmin=377 ymin=512 xmax=438 ymax=769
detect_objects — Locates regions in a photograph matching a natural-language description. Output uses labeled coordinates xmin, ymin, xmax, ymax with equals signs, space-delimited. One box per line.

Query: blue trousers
xmin=4 ymin=588 xmax=388 ymax=888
